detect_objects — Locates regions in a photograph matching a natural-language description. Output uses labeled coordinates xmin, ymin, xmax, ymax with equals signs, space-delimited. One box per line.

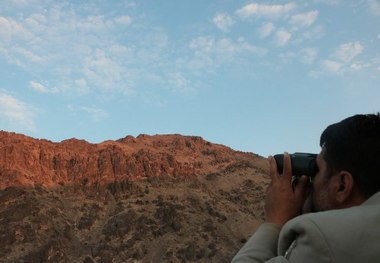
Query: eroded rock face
xmin=0 ymin=131 xmax=258 ymax=189
xmin=0 ymin=131 xmax=270 ymax=262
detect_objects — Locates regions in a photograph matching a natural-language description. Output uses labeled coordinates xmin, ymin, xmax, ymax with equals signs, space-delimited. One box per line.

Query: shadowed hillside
xmin=0 ymin=131 xmax=269 ymax=262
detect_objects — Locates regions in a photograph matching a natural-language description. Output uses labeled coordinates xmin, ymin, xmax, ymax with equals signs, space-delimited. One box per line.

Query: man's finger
xmin=283 ymin=152 xmax=292 ymax=180
xmin=268 ymin=156 xmax=279 ymax=181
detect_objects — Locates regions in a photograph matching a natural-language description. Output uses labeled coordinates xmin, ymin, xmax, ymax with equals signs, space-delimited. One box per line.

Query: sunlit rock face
xmin=0 ymin=131 xmax=269 ymax=262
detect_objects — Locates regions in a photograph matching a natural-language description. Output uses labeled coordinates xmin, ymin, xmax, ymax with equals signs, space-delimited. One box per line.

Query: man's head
xmin=308 ymin=113 xmax=380 ymax=212
xmin=320 ymin=113 xmax=380 ymax=198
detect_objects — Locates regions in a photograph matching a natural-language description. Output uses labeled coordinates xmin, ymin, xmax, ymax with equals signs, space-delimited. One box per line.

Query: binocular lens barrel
xmin=273 ymin=153 xmax=318 ymax=177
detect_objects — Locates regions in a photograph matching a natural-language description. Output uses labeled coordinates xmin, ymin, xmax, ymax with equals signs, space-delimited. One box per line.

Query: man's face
xmin=303 ymin=149 xmax=338 ymax=212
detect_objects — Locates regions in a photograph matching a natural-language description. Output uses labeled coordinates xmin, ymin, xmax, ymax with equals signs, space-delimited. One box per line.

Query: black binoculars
xmin=273 ymin=153 xmax=318 ymax=177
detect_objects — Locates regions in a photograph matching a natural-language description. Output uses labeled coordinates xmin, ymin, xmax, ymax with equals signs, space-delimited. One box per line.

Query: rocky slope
xmin=0 ymin=131 xmax=269 ymax=263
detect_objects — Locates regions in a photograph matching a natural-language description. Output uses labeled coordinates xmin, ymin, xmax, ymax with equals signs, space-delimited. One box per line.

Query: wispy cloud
xmin=113 ymin=15 xmax=132 ymax=26
xmin=0 ymin=92 xmax=36 ymax=131
xmin=300 ymin=48 xmax=318 ymax=64
xmin=81 ymin=106 xmax=108 ymax=121
xmin=320 ymin=59 xmax=344 ymax=74
xmin=275 ymin=30 xmax=292 ymax=46
xmin=368 ymin=0 xmax=380 ymax=16
xmin=236 ymin=2 xmax=297 ymax=19
xmin=258 ymin=22 xmax=275 ymax=38
xmin=0 ymin=0 xmax=376 ymax=101
xmin=350 ymin=62 xmax=372 ymax=70
xmin=213 ymin=13 xmax=234 ymax=32
xmin=313 ymin=0 xmax=341 ymax=5
xmin=234 ymin=4 xmax=321 ymax=47
xmin=173 ymin=35 xmax=267 ymax=91
xmin=67 ymin=104 xmax=108 ymax=121
xmin=189 ymin=36 xmax=267 ymax=59
xmin=289 ymin=11 xmax=319 ymax=29
xmin=315 ymin=42 xmax=366 ymax=75
xmin=349 ymin=57 xmax=380 ymax=71
xmin=167 ymin=72 xmax=194 ymax=94
xmin=238 ymin=38 xmax=268 ymax=55
xmin=333 ymin=42 xmax=364 ymax=62
xmin=0 ymin=16 xmax=32 ymax=41
xmin=29 ymin=81 xmax=59 ymax=93
xmin=0 ymin=3 xmax=135 ymax=95
xmin=83 ymin=49 xmax=126 ymax=92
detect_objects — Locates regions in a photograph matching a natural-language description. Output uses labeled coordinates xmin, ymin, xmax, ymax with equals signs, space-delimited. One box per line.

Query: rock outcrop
xmin=0 ymin=131 xmax=269 ymax=262
xmin=0 ymin=131 xmax=259 ymax=189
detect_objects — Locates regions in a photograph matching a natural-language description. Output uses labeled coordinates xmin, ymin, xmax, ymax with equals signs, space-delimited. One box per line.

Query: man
xmin=232 ymin=113 xmax=380 ymax=262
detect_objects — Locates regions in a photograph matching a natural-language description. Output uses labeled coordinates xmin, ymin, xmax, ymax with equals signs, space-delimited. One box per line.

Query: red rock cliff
xmin=0 ymin=131 xmax=257 ymax=189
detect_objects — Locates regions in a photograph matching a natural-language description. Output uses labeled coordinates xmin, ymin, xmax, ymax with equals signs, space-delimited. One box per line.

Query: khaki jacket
xmin=232 ymin=191 xmax=380 ymax=263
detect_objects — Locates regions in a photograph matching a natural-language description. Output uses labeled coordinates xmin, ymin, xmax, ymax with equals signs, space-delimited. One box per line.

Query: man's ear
xmin=334 ymin=171 xmax=355 ymax=205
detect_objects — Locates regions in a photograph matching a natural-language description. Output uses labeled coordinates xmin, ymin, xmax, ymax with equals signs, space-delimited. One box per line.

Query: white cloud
xmin=289 ymin=11 xmax=319 ymax=29
xmin=368 ymin=0 xmax=380 ymax=16
xmin=67 ymin=104 xmax=108 ymax=121
xmin=113 ymin=15 xmax=132 ymax=26
xmin=321 ymin=59 xmax=343 ymax=73
xmin=300 ymin=48 xmax=317 ymax=64
xmin=296 ymin=24 xmax=324 ymax=42
xmin=185 ymin=35 xmax=267 ymax=77
xmin=0 ymin=92 xmax=36 ymax=131
xmin=81 ymin=106 xmax=108 ymax=121
xmin=350 ymin=62 xmax=371 ymax=70
xmin=189 ymin=37 xmax=215 ymax=53
xmin=279 ymin=51 xmax=296 ymax=63
xmin=109 ymin=44 xmax=129 ymax=55
xmin=29 ymin=81 xmax=59 ymax=93
xmin=349 ymin=56 xmax=380 ymax=71
xmin=67 ymin=104 xmax=75 ymax=112
xmin=14 ymin=46 xmax=45 ymax=64
xmin=315 ymin=42 xmax=376 ymax=76
xmin=0 ymin=3 xmax=137 ymax=95
xmin=313 ymin=0 xmax=341 ymax=5
xmin=73 ymin=79 xmax=90 ymax=94
xmin=238 ymin=38 xmax=267 ymax=56
xmin=167 ymin=72 xmax=194 ymax=94
xmin=217 ymin=38 xmax=237 ymax=53
xmin=275 ymin=30 xmax=292 ymax=46
xmin=0 ymin=16 xmax=32 ymax=42
xmin=189 ymin=36 xmax=266 ymax=57
xmin=8 ymin=0 xmax=39 ymax=6
xmin=83 ymin=51 xmax=130 ymax=93
xmin=236 ymin=2 xmax=296 ymax=19
xmin=334 ymin=42 xmax=364 ymax=62
xmin=213 ymin=13 xmax=234 ymax=32
xmin=258 ymin=22 xmax=275 ymax=38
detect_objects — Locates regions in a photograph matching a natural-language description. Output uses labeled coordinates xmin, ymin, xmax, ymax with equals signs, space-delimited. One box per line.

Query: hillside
xmin=0 ymin=131 xmax=269 ymax=262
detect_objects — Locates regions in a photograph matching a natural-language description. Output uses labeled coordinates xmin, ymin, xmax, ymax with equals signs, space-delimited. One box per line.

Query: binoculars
xmin=273 ymin=153 xmax=318 ymax=177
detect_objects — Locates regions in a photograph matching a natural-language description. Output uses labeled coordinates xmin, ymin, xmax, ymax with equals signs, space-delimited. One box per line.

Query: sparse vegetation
xmin=0 ymin=132 xmax=270 ymax=262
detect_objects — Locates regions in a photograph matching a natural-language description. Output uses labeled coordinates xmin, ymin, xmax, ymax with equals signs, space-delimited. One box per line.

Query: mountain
xmin=0 ymin=131 xmax=269 ymax=263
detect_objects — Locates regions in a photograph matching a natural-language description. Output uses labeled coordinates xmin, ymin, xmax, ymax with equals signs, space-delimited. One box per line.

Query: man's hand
xmin=265 ymin=153 xmax=310 ymax=226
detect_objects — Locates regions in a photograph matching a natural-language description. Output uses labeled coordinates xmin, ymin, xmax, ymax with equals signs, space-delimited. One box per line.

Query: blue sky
xmin=0 ymin=0 xmax=379 ymax=157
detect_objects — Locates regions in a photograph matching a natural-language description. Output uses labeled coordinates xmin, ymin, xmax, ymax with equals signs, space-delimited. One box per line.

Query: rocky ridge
xmin=0 ymin=131 xmax=259 ymax=189
xmin=0 ymin=131 xmax=269 ymax=262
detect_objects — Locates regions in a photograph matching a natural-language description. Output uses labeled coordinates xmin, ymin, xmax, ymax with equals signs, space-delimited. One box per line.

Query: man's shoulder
xmin=278 ymin=191 xmax=380 ymax=262
xmin=291 ymin=190 xmax=380 ymax=228
xmin=280 ymin=193 xmax=380 ymax=254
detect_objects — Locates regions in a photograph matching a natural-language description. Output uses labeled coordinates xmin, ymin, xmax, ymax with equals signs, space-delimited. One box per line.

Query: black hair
xmin=320 ymin=113 xmax=380 ymax=198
